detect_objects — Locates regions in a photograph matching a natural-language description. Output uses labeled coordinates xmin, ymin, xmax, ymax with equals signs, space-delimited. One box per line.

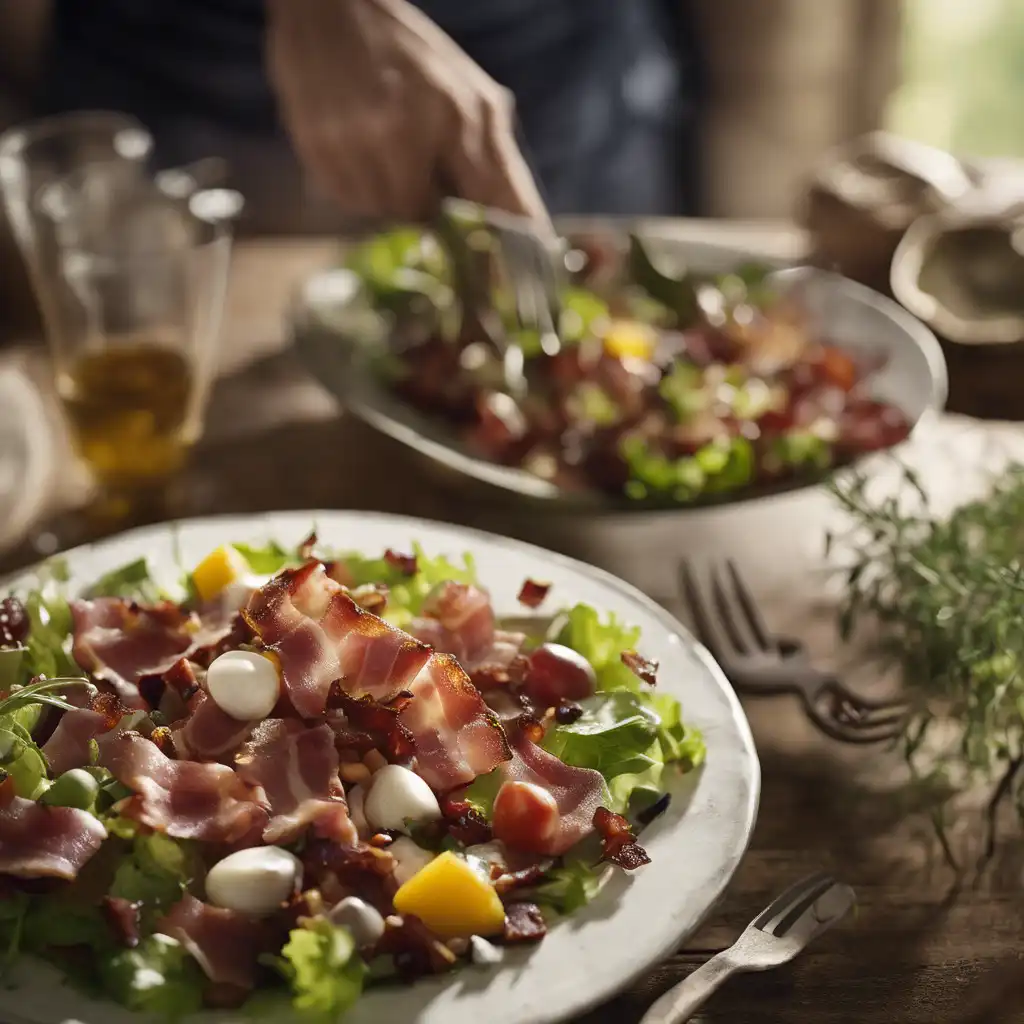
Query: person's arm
xmin=264 ymin=0 xmax=550 ymax=225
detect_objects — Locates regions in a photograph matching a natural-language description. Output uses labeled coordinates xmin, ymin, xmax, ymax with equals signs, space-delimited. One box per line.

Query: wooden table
xmin=2 ymin=234 xmax=1023 ymax=1023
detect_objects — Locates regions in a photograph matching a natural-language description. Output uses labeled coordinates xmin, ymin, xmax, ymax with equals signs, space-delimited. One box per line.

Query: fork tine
xmin=709 ymin=566 xmax=757 ymax=655
xmin=679 ymin=560 xmax=741 ymax=664
xmin=724 ymin=559 xmax=775 ymax=652
xmin=769 ymin=877 xmax=842 ymax=938
xmin=754 ymin=872 xmax=835 ymax=935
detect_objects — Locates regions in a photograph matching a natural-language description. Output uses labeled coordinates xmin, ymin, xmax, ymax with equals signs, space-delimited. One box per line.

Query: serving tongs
xmin=436 ymin=198 xmax=565 ymax=401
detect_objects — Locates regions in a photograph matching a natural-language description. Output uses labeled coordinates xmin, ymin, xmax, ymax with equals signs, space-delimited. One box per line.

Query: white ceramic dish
xmin=292 ymin=224 xmax=948 ymax=513
xmin=4 ymin=511 xmax=759 ymax=1024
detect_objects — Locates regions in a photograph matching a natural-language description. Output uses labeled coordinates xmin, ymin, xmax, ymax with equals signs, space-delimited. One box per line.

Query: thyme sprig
xmin=0 ymin=677 xmax=96 ymax=718
xmin=829 ymin=465 xmax=1024 ymax=860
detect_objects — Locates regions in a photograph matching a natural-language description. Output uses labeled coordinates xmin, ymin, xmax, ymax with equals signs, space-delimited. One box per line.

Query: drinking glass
xmin=0 ymin=112 xmax=153 ymax=338
xmin=35 ymin=171 xmax=243 ymax=524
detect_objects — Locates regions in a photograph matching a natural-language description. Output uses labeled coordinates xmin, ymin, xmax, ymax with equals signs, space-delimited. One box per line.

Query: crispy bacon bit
xmin=516 ymin=714 xmax=546 ymax=745
xmin=554 ymin=701 xmax=584 ymax=725
xmin=516 ymin=579 xmax=551 ymax=609
xmin=377 ymin=915 xmax=458 ymax=981
xmin=149 ymin=726 xmax=174 ymax=754
xmin=621 ymin=650 xmax=658 ymax=687
xmin=327 ymin=688 xmax=416 ymax=762
xmin=384 ymin=549 xmax=418 ymax=576
xmin=103 ymin=896 xmax=142 ymax=948
xmin=302 ymin=840 xmax=397 ymax=915
xmin=420 ymin=582 xmax=495 ymax=663
xmin=500 ymin=902 xmax=547 ymax=944
xmin=493 ymin=862 xmax=552 ymax=897
xmin=593 ymin=806 xmax=651 ymax=870
xmin=298 ymin=531 xmax=319 ymax=561
xmin=92 ymin=691 xmax=132 ymax=730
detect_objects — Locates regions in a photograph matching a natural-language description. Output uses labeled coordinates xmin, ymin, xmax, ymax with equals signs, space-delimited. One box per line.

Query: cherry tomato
xmin=523 ymin=643 xmax=597 ymax=707
xmin=492 ymin=781 xmax=560 ymax=854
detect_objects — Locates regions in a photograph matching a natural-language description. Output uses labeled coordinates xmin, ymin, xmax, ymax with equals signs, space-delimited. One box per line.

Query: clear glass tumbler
xmin=36 ymin=172 xmax=243 ymax=522
xmin=0 ymin=112 xmax=153 ymax=338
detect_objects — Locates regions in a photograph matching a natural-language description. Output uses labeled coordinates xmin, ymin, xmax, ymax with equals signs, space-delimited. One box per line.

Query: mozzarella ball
xmin=206 ymin=649 xmax=280 ymax=721
xmin=388 ymin=836 xmax=436 ymax=886
xmin=363 ymin=764 xmax=442 ymax=833
xmin=205 ymin=846 xmax=302 ymax=917
xmin=327 ymin=896 xmax=386 ymax=948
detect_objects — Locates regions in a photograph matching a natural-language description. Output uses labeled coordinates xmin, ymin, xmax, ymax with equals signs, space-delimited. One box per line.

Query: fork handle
xmin=639 ymin=952 xmax=737 ymax=1024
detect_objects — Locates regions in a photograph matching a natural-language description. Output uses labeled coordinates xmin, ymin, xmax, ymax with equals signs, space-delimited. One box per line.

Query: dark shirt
xmin=42 ymin=0 xmax=692 ymax=217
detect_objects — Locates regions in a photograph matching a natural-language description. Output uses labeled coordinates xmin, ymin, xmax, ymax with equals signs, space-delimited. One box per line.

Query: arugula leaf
xmin=337 ymin=543 xmax=477 ymax=627
xmin=98 ymin=934 xmax=204 ymax=1019
xmin=86 ymin=557 xmax=164 ymax=604
xmin=553 ymin=604 xmax=642 ymax=692
xmin=232 ymin=540 xmax=296 ymax=575
xmin=278 ymin=919 xmax=367 ymax=1022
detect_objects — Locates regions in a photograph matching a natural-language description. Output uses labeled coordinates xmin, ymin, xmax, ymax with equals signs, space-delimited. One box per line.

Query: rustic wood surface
xmin=1 ymin=233 xmax=1022 ymax=1023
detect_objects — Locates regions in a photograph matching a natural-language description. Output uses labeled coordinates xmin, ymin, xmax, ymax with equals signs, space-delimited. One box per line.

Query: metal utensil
xmin=680 ymin=558 xmax=909 ymax=743
xmin=438 ymin=198 xmax=564 ymax=399
xmin=640 ymin=873 xmax=855 ymax=1024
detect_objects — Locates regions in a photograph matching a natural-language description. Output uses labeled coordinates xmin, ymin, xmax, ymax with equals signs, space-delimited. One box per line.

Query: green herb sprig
xmin=829 ymin=465 xmax=1024 ymax=864
xmin=0 ymin=677 xmax=96 ymax=717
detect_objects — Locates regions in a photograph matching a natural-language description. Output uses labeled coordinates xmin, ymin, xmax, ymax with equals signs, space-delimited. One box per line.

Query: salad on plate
xmin=0 ymin=534 xmax=703 ymax=1021
xmin=343 ymin=228 xmax=912 ymax=505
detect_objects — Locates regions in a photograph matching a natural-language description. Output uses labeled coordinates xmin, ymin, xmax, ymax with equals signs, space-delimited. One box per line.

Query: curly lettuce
xmin=277 ymin=919 xmax=367 ymax=1022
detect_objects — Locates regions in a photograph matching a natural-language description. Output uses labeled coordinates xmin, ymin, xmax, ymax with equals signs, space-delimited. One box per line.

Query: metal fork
xmin=680 ymin=558 xmax=910 ymax=743
xmin=640 ymin=873 xmax=855 ymax=1024
xmin=439 ymin=198 xmax=563 ymax=398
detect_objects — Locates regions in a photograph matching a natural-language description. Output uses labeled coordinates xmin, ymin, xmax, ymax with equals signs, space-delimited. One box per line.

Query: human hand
xmin=266 ymin=0 xmax=551 ymax=228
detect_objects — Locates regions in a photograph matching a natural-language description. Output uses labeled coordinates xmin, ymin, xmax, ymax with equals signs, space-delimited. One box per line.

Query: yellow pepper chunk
xmin=602 ymin=319 xmax=658 ymax=361
xmin=191 ymin=545 xmax=248 ymax=602
xmin=392 ymin=851 xmax=505 ymax=938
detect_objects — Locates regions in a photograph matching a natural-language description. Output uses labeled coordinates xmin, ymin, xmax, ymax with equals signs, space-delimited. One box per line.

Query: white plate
xmin=5 ymin=511 xmax=759 ymax=1024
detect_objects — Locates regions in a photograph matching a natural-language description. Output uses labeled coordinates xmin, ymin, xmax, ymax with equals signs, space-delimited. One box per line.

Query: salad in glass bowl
xmin=0 ymin=534 xmax=702 ymax=1021
xmin=342 ymin=228 xmax=913 ymax=506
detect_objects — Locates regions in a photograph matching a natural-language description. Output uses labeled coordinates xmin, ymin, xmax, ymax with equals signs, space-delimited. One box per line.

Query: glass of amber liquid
xmin=37 ymin=169 xmax=242 ymax=523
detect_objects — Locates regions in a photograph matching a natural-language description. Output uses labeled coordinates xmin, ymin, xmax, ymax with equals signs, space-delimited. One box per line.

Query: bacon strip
xmin=102 ymin=733 xmax=265 ymax=843
xmin=419 ymin=581 xmax=495 ymax=663
xmin=71 ymin=598 xmax=235 ymax=709
xmin=172 ymin=690 xmax=257 ymax=761
xmin=157 ymin=893 xmax=270 ymax=990
xmin=496 ymin=730 xmax=607 ymax=855
xmin=234 ymin=720 xmax=357 ymax=846
xmin=401 ymin=654 xmax=511 ymax=791
xmin=0 ymin=795 xmax=106 ymax=880
xmin=42 ymin=693 xmax=137 ymax=775
xmin=244 ymin=563 xmax=431 ymax=717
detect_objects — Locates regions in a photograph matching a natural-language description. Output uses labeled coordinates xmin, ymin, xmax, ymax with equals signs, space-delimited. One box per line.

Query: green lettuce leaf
xmin=0 ymin=711 xmax=49 ymax=799
xmin=232 ymin=540 xmax=297 ymax=575
xmin=543 ymin=692 xmax=660 ymax=779
xmin=21 ymin=895 xmax=111 ymax=952
xmin=86 ymin=557 xmax=164 ymax=604
xmin=278 ymin=919 xmax=367 ymax=1022
xmin=530 ymin=859 xmax=606 ymax=915
xmin=337 ymin=543 xmax=476 ymax=627
xmin=109 ymin=833 xmax=197 ymax=925
xmin=553 ymin=604 xmax=642 ymax=693
xmin=98 ymin=934 xmax=204 ymax=1019
xmin=22 ymin=577 xmax=78 ymax=683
